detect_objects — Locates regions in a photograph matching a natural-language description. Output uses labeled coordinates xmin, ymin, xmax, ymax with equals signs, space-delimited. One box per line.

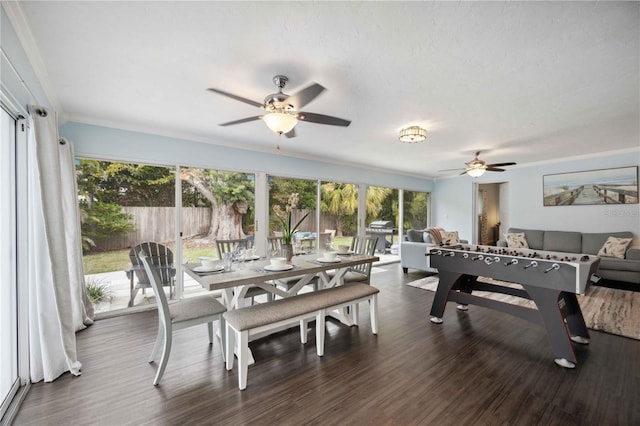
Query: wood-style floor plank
xmin=13 ymin=264 xmax=640 ymax=425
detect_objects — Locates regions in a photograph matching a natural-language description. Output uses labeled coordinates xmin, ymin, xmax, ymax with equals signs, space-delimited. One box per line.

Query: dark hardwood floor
xmin=13 ymin=264 xmax=640 ymax=425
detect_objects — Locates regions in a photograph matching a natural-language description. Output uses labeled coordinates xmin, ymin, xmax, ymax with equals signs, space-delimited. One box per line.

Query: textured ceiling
xmin=14 ymin=1 xmax=640 ymax=178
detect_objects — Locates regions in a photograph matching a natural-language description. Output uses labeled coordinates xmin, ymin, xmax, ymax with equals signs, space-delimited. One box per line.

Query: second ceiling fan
xmin=441 ymin=151 xmax=517 ymax=177
xmin=207 ymin=75 xmax=351 ymax=138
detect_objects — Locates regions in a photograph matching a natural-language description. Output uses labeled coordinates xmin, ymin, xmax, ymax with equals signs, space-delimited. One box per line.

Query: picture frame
xmin=543 ymin=166 xmax=638 ymax=206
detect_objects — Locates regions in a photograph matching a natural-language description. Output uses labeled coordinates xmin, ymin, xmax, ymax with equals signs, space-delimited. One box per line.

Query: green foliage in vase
xmin=273 ymin=193 xmax=311 ymax=244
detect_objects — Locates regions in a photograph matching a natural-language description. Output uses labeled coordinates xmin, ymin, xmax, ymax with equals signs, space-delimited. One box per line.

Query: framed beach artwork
xmin=543 ymin=166 xmax=639 ymax=206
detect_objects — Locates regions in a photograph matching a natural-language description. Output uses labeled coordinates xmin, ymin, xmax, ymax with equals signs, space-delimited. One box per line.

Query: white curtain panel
xmin=27 ymin=105 xmax=94 ymax=383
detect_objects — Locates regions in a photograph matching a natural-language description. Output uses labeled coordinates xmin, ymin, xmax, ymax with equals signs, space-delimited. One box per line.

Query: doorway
xmin=476 ymin=183 xmax=507 ymax=245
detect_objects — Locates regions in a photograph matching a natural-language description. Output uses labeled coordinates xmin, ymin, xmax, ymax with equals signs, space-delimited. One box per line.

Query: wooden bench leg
xmin=299 ymin=319 xmax=309 ymax=344
xmin=316 ymin=309 xmax=326 ymax=357
xmin=351 ymin=303 xmax=359 ymax=326
xmin=370 ymin=294 xmax=378 ymax=335
xmin=238 ymin=330 xmax=249 ymax=390
xmin=219 ymin=316 xmax=226 ymax=363
xmin=225 ymin=323 xmax=235 ymax=371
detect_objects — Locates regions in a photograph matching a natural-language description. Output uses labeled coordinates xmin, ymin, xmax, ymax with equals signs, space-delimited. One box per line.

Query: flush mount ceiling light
xmin=399 ymin=126 xmax=427 ymax=143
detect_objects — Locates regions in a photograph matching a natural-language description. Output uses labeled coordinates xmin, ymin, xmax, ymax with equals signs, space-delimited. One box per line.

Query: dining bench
xmin=224 ymin=283 xmax=379 ymax=390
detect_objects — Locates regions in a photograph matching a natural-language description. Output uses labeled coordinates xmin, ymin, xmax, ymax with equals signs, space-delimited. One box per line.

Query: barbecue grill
xmin=366 ymin=220 xmax=397 ymax=253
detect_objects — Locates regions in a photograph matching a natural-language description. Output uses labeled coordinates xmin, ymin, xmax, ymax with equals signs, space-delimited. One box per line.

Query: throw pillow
xmin=423 ymin=229 xmax=441 ymax=244
xmin=441 ymin=231 xmax=460 ymax=245
xmin=597 ymin=236 xmax=632 ymax=259
xmin=504 ymin=232 xmax=529 ymax=248
xmin=406 ymin=229 xmax=424 ymax=243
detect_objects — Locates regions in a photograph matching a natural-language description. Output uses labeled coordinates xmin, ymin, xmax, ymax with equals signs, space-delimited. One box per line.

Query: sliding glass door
xmin=0 ymin=107 xmax=19 ymax=419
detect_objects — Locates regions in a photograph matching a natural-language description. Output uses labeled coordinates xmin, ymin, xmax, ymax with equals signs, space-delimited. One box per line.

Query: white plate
xmin=337 ymin=251 xmax=353 ymax=256
xmin=317 ymin=257 xmax=341 ymax=263
xmin=194 ymin=265 xmax=224 ymax=273
xmin=244 ymin=255 xmax=261 ymax=261
xmin=263 ymin=264 xmax=294 ymax=271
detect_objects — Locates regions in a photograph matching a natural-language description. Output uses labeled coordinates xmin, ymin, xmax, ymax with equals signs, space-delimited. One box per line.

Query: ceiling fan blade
xmin=438 ymin=168 xmax=465 ymax=172
xmin=284 ymin=128 xmax=297 ymax=138
xmin=485 ymin=167 xmax=506 ymax=172
xmin=297 ymin=112 xmax=351 ymax=127
xmin=287 ymin=83 xmax=325 ymax=109
xmin=219 ymin=115 xmax=262 ymax=126
xmin=486 ymin=162 xmax=516 ymax=168
xmin=207 ymin=88 xmax=263 ymax=108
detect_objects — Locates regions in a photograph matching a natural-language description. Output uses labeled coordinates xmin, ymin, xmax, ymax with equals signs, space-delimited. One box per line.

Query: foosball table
xmin=428 ymin=244 xmax=601 ymax=368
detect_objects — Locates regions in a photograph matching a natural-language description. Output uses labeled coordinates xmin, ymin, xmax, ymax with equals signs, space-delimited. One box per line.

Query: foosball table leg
xmin=554 ymin=358 xmax=576 ymax=369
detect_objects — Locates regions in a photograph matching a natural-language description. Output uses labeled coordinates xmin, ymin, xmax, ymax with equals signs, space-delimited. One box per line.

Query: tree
xmin=76 ymin=160 xmax=137 ymax=252
xmin=320 ymin=183 xmax=391 ymax=236
xmin=80 ymin=201 xmax=135 ymax=251
xmin=180 ymin=168 xmax=254 ymax=239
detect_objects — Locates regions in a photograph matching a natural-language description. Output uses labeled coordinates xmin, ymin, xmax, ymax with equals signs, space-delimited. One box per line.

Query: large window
xmin=78 ymin=160 xmax=259 ymax=313
xmin=77 ymin=160 xmax=177 ymax=313
xmin=320 ymin=181 xmax=359 ymax=249
xmin=402 ymin=190 xmax=430 ymax=230
xmin=268 ymin=176 xmax=318 ymax=252
xmin=1 ymin=108 xmax=19 ymax=419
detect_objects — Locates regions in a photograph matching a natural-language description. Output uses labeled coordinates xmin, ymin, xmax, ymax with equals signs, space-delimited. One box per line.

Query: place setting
xmin=314 ymin=251 xmax=342 ymax=264
xmin=335 ymin=245 xmax=354 ymax=256
xmin=260 ymin=257 xmax=295 ymax=272
xmin=192 ymin=258 xmax=226 ymax=275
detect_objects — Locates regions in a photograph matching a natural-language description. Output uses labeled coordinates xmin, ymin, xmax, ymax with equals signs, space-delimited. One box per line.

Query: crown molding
xmin=2 ymin=1 xmax=61 ymax=111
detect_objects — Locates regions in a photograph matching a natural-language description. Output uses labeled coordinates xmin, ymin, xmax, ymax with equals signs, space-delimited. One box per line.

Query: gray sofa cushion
xmin=543 ymin=230 xmax=582 ymax=253
xmin=582 ymin=232 xmax=634 ymax=255
xmin=406 ymin=229 xmax=424 ymax=242
xmin=598 ymin=257 xmax=640 ymax=273
xmin=508 ymin=228 xmax=545 ymax=250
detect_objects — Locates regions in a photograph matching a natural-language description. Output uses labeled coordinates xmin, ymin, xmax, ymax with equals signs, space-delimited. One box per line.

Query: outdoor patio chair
xmin=138 ymin=251 xmax=226 ymax=386
xmin=126 ymin=242 xmax=176 ymax=307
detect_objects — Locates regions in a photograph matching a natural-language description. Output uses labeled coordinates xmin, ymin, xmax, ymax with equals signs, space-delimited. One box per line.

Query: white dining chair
xmin=139 ymin=250 xmax=227 ymax=386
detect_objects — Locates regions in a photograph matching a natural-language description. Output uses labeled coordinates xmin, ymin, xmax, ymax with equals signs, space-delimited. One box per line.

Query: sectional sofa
xmin=497 ymin=227 xmax=640 ymax=285
xmin=401 ymin=228 xmax=467 ymax=274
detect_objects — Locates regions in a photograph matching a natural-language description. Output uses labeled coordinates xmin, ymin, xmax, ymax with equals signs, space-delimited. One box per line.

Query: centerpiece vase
xmin=282 ymin=243 xmax=294 ymax=262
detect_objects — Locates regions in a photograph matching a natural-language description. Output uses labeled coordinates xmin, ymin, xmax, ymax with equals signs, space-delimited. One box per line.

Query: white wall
xmin=433 ymin=150 xmax=640 ymax=242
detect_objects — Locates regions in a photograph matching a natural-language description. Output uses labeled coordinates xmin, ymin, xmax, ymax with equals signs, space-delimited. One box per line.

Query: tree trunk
xmin=180 ymin=169 xmax=246 ymax=241
xmin=209 ymin=202 xmax=246 ymax=240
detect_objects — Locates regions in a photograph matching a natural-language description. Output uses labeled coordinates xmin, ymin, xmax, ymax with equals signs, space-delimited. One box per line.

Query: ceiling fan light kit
xmin=399 ymin=126 xmax=427 ymax=143
xmin=466 ymin=167 xmax=486 ymax=178
xmin=263 ymin=112 xmax=298 ymax=134
xmin=438 ymin=151 xmax=516 ymax=177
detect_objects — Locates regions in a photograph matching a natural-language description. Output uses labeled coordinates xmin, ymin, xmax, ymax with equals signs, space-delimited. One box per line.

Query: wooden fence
xmin=94 ymin=207 xmax=211 ymax=251
xmin=94 ymin=207 xmax=346 ymax=251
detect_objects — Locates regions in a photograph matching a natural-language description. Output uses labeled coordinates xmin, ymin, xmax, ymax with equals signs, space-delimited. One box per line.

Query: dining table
xmin=183 ymin=252 xmax=379 ymax=362
xmin=184 ymin=252 xmax=379 ymax=310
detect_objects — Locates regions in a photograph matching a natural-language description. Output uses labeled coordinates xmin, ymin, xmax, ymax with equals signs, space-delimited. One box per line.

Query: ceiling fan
xmin=207 ymin=75 xmax=351 ymax=138
xmin=440 ymin=151 xmax=517 ymax=177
